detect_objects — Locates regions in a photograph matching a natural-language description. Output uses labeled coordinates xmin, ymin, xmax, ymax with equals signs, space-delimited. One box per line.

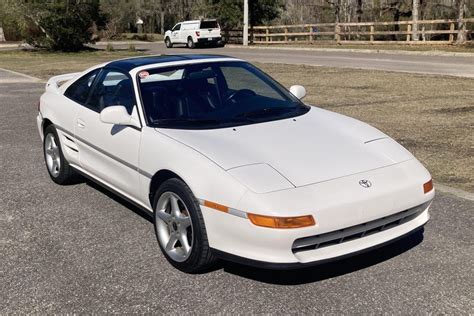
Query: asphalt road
xmin=96 ymin=42 xmax=474 ymax=78
xmin=1 ymin=69 xmax=473 ymax=313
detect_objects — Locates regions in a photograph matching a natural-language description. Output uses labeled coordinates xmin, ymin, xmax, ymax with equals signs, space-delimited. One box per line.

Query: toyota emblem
xmin=359 ymin=179 xmax=372 ymax=188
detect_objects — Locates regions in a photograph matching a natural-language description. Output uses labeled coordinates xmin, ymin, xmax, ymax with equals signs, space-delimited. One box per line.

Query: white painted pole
xmin=243 ymin=0 xmax=249 ymax=46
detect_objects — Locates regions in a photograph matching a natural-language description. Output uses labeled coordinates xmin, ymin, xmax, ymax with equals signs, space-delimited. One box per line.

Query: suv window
xmin=172 ymin=24 xmax=181 ymax=31
xmin=87 ymin=70 xmax=136 ymax=114
xmin=64 ymin=69 xmax=100 ymax=105
xmin=200 ymin=20 xmax=219 ymax=29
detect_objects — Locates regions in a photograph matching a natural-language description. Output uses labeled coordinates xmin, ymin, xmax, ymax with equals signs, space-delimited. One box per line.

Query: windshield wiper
xmin=154 ymin=118 xmax=222 ymax=125
xmin=236 ymin=107 xmax=296 ymax=119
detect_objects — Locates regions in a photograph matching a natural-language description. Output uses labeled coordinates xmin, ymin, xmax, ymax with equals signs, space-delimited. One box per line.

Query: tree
xmin=4 ymin=0 xmax=106 ymax=51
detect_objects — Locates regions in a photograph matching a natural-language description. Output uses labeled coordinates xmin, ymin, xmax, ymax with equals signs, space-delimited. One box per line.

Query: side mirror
xmin=289 ymin=85 xmax=306 ymax=100
xmin=100 ymin=105 xmax=140 ymax=128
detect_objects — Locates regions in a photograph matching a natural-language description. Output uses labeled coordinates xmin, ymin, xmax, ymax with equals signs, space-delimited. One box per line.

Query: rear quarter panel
xmin=40 ymin=91 xmax=80 ymax=165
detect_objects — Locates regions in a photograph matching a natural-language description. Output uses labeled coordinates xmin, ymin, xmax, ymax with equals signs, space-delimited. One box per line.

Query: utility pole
xmin=243 ymin=0 xmax=249 ymax=46
xmin=412 ymin=0 xmax=419 ymax=41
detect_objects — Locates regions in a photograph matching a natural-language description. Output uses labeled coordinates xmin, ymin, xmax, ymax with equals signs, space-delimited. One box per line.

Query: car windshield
xmin=137 ymin=61 xmax=309 ymax=129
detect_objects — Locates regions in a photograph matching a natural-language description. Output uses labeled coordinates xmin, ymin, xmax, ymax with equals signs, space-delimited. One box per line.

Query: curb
xmin=0 ymin=67 xmax=44 ymax=82
xmin=226 ymin=44 xmax=474 ymax=58
xmin=95 ymin=41 xmax=157 ymax=45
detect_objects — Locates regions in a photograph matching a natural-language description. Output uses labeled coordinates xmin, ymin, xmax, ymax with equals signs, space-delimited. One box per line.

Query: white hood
xmin=158 ymin=107 xmax=414 ymax=188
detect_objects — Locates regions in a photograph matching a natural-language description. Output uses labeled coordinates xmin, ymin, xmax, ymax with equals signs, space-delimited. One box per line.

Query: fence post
xmin=284 ymin=27 xmax=288 ymax=42
xmin=370 ymin=25 xmax=374 ymax=42
xmin=406 ymin=24 xmax=412 ymax=41
xmin=449 ymin=22 xmax=455 ymax=42
xmin=266 ymin=27 xmax=269 ymax=43
xmin=309 ymin=25 xmax=313 ymax=42
xmin=457 ymin=18 xmax=467 ymax=44
xmin=334 ymin=23 xmax=340 ymax=42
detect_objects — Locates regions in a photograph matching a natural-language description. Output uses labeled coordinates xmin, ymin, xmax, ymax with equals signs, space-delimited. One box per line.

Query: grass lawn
xmin=0 ymin=50 xmax=472 ymax=192
xmin=0 ymin=50 xmax=143 ymax=79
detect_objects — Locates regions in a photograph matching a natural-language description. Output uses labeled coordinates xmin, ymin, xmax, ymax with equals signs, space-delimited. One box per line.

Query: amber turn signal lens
xmin=247 ymin=213 xmax=315 ymax=229
xmin=423 ymin=179 xmax=434 ymax=194
xmin=203 ymin=200 xmax=229 ymax=213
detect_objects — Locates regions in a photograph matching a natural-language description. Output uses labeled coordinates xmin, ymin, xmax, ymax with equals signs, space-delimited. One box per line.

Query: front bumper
xmin=200 ymin=159 xmax=434 ymax=266
xmin=37 ymin=112 xmax=44 ymax=141
xmin=212 ymin=225 xmax=426 ymax=270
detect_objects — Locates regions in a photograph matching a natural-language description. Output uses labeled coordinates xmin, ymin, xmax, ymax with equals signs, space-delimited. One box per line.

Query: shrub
xmin=8 ymin=0 xmax=107 ymax=51
xmin=106 ymin=43 xmax=115 ymax=51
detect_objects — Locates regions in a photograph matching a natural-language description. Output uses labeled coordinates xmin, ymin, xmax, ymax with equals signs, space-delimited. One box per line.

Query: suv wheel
xmin=165 ymin=37 xmax=173 ymax=48
xmin=153 ymin=178 xmax=216 ymax=273
xmin=187 ymin=37 xmax=195 ymax=49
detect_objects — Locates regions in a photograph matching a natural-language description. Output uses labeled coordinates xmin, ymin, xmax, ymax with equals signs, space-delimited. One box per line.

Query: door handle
xmin=77 ymin=119 xmax=86 ymax=128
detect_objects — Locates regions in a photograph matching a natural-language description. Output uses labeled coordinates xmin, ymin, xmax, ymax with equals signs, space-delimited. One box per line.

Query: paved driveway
xmin=1 ymin=69 xmax=473 ymax=313
xmin=95 ymin=42 xmax=474 ymax=78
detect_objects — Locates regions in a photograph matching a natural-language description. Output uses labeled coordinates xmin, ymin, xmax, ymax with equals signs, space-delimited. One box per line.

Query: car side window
xmin=64 ymin=69 xmax=100 ymax=105
xmin=172 ymin=24 xmax=181 ymax=31
xmin=87 ymin=70 xmax=136 ymax=114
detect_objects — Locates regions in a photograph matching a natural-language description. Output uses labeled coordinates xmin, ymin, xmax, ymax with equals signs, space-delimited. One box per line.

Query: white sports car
xmin=37 ymin=55 xmax=434 ymax=273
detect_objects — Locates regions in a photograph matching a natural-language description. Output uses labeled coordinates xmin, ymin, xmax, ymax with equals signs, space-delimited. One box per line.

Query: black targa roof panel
xmin=105 ymin=54 xmax=236 ymax=72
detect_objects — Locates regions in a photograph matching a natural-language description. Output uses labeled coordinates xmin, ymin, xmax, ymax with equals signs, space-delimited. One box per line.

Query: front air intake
xmin=292 ymin=201 xmax=429 ymax=253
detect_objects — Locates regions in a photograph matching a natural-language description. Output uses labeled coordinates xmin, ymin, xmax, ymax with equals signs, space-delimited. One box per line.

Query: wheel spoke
xmin=52 ymin=159 xmax=58 ymax=172
xmin=170 ymin=196 xmax=180 ymax=217
xmin=177 ymin=216 xmax=191 ymax=228
xmin=155 ymin=209 xmax=172 ymax=223
xmin=178 ymin=232 xmax=191 ymax=254
xmin=165 ymin=233 xmax=178 ymax=252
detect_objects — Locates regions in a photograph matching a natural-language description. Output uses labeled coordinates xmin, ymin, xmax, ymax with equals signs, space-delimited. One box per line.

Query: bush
xmin=106 ymin=43 xmax=115 ymax=51
xmin=14 ymin=1 xmax=106 ymax=51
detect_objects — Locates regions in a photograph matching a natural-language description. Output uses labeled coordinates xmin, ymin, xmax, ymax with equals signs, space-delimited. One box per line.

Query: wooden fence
xmin=224 ymin=18 xmax=474 ymax=45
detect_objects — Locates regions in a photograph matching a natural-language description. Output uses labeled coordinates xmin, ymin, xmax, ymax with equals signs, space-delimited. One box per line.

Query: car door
xmin=75 ymin=68 xmax=141 ymax=198
xmin=171 ymin=23 xmax=182 ymax=43
xmin=58 ymin=69 xmax=101 ymax=166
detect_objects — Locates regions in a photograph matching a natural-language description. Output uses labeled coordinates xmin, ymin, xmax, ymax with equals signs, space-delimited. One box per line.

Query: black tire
xmin=165 ymin=37 xmax=173 ymax=48
xmin=153 ymin=178 xmax=216 ymax=273
xmin=43 ymin=125 xmax=78 ymax=185
xmin=187 ymin=36 xmax=195 ymax=49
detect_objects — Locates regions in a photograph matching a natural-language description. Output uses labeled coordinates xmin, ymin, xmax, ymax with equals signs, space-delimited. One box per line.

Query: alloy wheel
xmin=44 ymin=133 xmax=61 ymax=177
xmin=155 ymin=192 xmax=194 ymax=262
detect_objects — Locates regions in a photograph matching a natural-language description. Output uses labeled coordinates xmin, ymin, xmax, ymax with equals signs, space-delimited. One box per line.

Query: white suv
xmin=164 ymin=19 xmax=223 ymax=49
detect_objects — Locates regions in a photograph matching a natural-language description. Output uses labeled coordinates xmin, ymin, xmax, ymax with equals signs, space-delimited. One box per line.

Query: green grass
xmin=0 ymin=50 xmax=472 ymax=191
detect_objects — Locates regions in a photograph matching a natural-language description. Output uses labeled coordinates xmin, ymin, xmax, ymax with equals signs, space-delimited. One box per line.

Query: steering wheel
xmin=224 ymin=89 xmax=256 ymax=104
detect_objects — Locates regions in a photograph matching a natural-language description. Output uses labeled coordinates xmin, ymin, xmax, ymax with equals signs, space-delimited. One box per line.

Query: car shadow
xmin=217 ymin=229 xmax=424 ymax=285
xmin=85 ymin=179 xmax=154 ymax=223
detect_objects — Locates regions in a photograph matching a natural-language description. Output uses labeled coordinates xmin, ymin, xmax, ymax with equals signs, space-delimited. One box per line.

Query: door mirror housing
xmin=100 ymin=106 xmax=140 ymax=129
xmin=289 ymin=85 xmax=306 ymax=100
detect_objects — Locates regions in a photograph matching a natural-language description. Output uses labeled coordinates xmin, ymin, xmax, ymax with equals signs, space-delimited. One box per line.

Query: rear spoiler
xmin=45 ymin=72 xmax=81 ymax=94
